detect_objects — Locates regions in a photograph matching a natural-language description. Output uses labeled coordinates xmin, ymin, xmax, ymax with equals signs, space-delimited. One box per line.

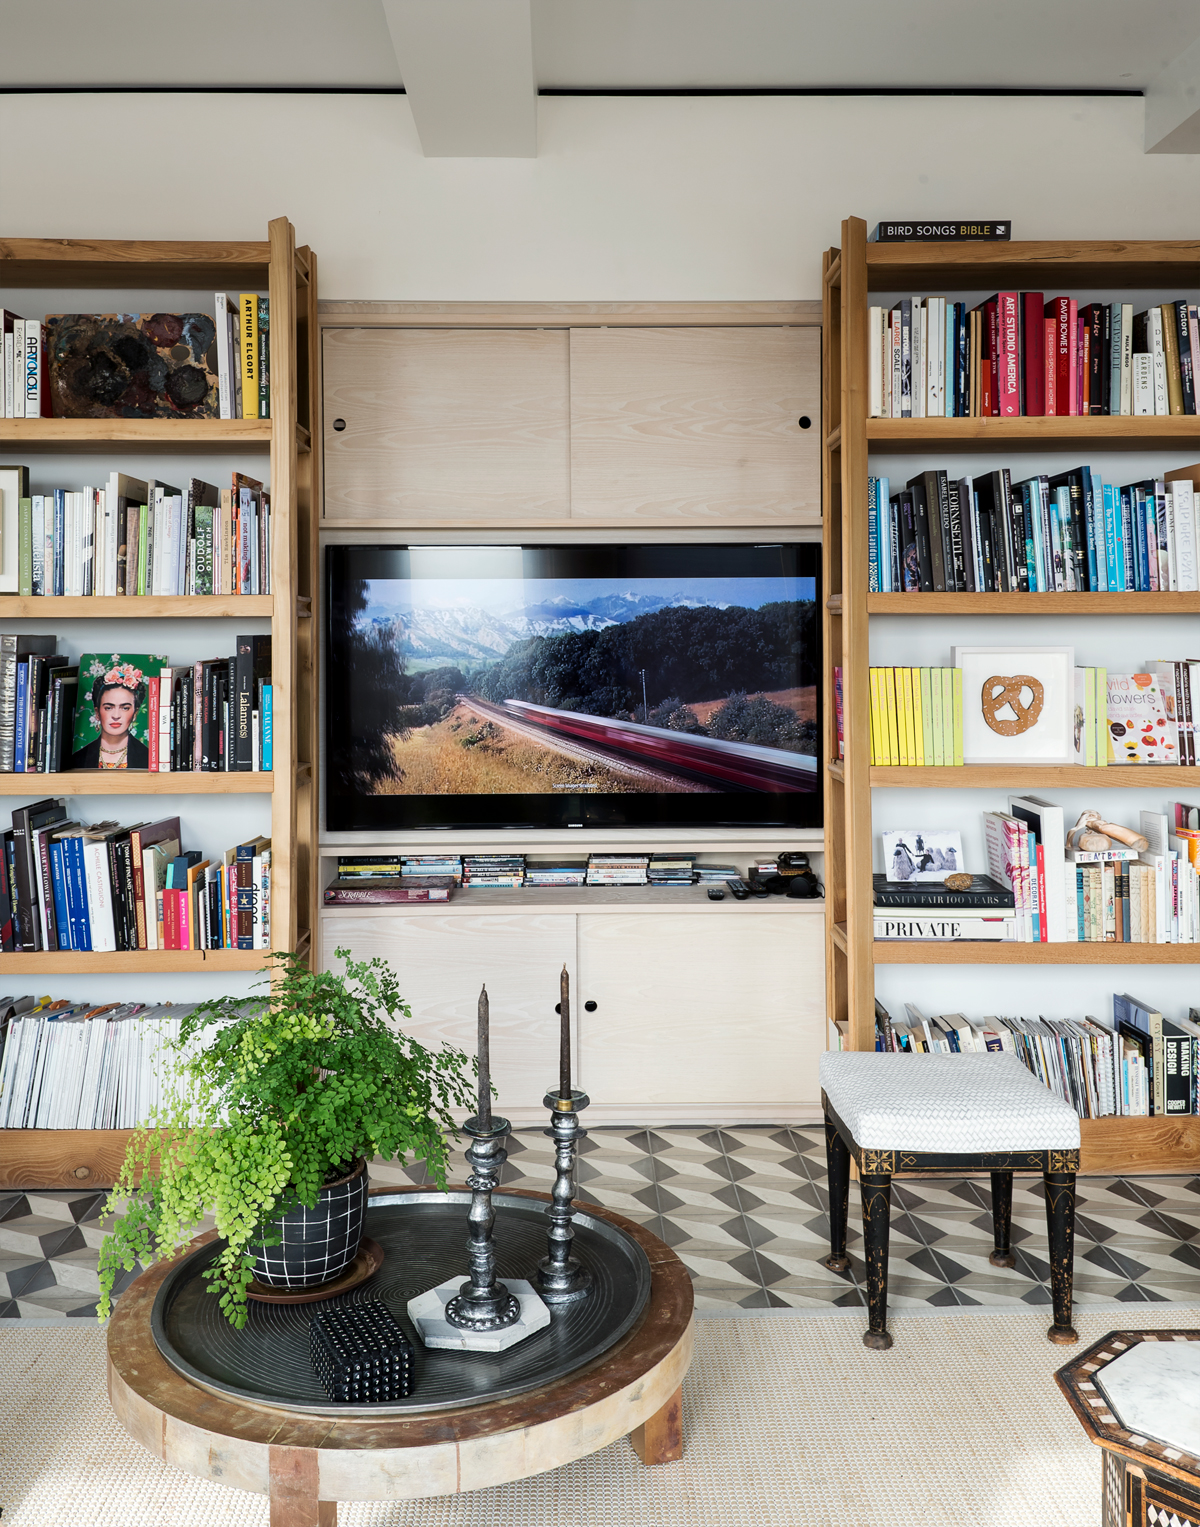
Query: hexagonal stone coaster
xmin=407 ymin=1278 xmax=551 ymax=1353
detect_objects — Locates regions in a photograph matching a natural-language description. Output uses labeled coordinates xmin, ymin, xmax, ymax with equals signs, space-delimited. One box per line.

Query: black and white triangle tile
xmin=2 ymin=1124 xmax=1199 ymax=1320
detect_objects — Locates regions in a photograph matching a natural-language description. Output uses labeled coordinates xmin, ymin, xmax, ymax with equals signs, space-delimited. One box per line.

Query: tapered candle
xmin=477 ymin=983 xmax=491 ymax=1128
xmin=559 ymin=964 xmax=571 ymax=1099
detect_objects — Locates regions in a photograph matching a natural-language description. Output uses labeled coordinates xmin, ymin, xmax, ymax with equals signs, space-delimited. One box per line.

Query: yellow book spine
xmin=1095 ymin=666 xmax=1108 ymax=766
xmin=240 ymin=294 xmax=259 ymax=420
xmin=884 ymin=668 xmax=900 ymax=766
xmin=894 ymin=668 xmax=908 ymax=765
xmin=910 ymin=667 xmax=924 ymax=766
xmin=902 ymin=667 xmax=916 ymax=765
xmin=869 ymin=668 xmax=882 ymax=765
xmin=951 ymin=667 xmax=963 ymax=765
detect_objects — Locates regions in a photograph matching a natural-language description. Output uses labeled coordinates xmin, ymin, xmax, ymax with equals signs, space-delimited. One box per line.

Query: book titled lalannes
xmin=869 ymin=221 xmax=1011 ymax=243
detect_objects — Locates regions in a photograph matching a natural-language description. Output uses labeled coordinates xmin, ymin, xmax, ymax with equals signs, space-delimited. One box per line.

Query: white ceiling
xmin=2 ymin=0 xmax=1199 ymax=91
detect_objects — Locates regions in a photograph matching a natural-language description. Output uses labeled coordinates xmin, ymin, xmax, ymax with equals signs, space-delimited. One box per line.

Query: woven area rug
xmin=4 ymin=1307 xmax=1198 ymax=1527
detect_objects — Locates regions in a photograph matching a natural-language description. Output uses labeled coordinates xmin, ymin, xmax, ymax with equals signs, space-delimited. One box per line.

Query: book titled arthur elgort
xmin=868 ymin=221 xmax=1011 ymax=243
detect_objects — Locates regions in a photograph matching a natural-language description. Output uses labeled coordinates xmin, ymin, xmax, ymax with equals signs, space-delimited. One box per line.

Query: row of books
xmin=868 ymin=668 xmax=963 ymax=767
xmin=0 ymin=637 xmax=272 ymax=773
xmin=873 ymin=996 xmax=1199 ymax=1118
xmin=0 ymin=999 xmax=203 ymax=1130
xmin=0 ymin=799 xmax=271 ymax=953
xmin=322 ymin=851 xmax=754 ymax=903
xmin=10 ymin=465 xmax=272 ymax=597
xmin=876 ymin=800 xmax=1200 ymax=943
xmin=867 ymin=295 xmax=1200 ymax=418
xmin=868 ymin=467 xmax=1198 ymax=595
xmin=0 ymin=297 xmax=269 ymax=421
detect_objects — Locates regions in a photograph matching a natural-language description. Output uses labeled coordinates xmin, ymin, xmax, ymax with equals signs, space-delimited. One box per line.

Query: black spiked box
xmin=308 ymin=1300 xmax=415 ymax=1403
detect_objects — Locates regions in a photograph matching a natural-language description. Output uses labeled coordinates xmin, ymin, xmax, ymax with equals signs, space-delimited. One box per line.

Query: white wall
xmin=5 ymin=89 xmax=1198 ymax=1022
xmin=2 ymin=93 xmax=1198 ymax=300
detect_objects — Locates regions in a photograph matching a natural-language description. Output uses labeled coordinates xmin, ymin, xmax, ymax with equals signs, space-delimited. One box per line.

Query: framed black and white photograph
xmin=952 ymin=645 xmax=1075 ymax=766
xmin=882 ymin=828 xmax=964 ymax=882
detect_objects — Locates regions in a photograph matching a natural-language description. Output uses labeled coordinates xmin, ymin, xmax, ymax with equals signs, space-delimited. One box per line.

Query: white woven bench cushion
xmin=819 ymin=1052 xmax=1081 ymax=1153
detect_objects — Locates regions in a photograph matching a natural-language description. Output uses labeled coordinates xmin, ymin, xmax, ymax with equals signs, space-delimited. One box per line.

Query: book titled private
xmin=869 ymin=222 xmax=1011 ymax=243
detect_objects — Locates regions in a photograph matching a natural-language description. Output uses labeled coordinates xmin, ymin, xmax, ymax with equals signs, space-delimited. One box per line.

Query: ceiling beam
xmin=1145 ymin=32 xmax=1200 ymax=154
xmin=381 ymin=0 xmax=537 ymax=157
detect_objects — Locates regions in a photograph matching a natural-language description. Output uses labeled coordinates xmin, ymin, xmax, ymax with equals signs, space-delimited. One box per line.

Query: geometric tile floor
xmin=3 ymin=1124 xmax=1199 ymax=1320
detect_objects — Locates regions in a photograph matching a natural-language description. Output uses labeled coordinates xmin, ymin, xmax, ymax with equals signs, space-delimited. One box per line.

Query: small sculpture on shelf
xmin=536 ymin=966 xmax=592 ymax=1304
xmin=1065 ymin=811 xmax=1150 ymax=854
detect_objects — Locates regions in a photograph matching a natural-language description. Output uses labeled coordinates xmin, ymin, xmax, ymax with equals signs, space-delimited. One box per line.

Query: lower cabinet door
xmin=320 ymin=913 xmax=575 ymax=1113
xmin=576 ymin=912 xmax=824 ymax=1112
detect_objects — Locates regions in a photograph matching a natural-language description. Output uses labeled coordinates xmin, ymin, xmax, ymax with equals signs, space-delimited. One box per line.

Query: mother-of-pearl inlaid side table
xmin=107 ymin=1191 xmax=694 ymax=1527
xmin=1056 ymin=1330 xmax=1200 ymax=1527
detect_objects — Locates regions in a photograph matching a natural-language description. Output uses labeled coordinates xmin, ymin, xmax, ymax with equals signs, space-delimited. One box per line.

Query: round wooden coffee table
xmin=107 ymin=1189 xmax=694 ymax=1527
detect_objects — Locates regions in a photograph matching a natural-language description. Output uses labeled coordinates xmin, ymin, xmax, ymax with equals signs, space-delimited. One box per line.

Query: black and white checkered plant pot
xmin=250 ymin=1158 xmax=369 ymax=1288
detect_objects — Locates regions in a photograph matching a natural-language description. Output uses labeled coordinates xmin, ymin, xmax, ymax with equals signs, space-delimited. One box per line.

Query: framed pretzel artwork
xmin=951 ymin=645 xmax=1075 ymax=766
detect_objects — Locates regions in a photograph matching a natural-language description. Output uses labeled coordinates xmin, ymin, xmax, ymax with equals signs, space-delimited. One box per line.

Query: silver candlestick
xmin=443 ymin=1112 xmax=522 ymax=1332
xmin=536 ymin=1089 xmax=593 ymax=1303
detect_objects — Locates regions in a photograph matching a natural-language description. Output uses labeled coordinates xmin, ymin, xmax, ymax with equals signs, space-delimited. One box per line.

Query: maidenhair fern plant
xmin=98 ymin=949 xmax=475 ymax=1328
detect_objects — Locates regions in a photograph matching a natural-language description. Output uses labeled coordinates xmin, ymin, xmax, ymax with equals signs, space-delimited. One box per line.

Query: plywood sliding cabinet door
xmin=319 ymin=912 xmax=575 ymax=1112
xmin=322 ymin=327 xmax=570 ymax=522
xmin=568 ymin=327 xmax=821 ymax=523
xmin=576 ymin=912 xmax=825 ymax=1109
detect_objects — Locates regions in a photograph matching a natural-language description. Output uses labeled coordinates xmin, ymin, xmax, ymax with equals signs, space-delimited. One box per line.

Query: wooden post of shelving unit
xmin=295 ymin=245 xmax=320 ymax=956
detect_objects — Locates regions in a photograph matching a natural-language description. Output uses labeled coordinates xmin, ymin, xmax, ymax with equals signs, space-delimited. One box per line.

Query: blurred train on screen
xmin=501 ymin=700 xmax=818 ymax=793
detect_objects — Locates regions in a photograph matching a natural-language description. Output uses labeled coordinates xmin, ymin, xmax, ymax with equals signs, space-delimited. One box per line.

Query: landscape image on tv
xmin=325 ymin=543 xmax=820 ymax=830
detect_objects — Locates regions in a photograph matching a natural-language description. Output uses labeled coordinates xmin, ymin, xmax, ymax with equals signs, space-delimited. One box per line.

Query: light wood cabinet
xmin=320 ymin=901 xmax=825 ymax=1123
xmin=319 ymin=911 xmax=576 ymax=1112
xmin=577 ymin=912 xmax=823 ymax=1110
xmin=568 ymin=326 xmax=820 ymax=522
xmin=322 ymin=327 xmax=570 ymax=522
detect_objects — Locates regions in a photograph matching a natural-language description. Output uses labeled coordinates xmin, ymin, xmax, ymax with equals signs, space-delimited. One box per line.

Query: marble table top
xmin=1097 ymin=1341 xmax=1200 ymax=1456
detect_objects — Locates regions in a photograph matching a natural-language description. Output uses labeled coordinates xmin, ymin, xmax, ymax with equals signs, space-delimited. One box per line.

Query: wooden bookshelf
xmin=0 ymin=221 xmax=320 ymax=1186
xmin=823 ymin=219 xmax=1200 ymax=1175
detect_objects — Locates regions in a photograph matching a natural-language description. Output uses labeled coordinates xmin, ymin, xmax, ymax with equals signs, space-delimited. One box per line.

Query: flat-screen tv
xmin=325 ymin=542 xmax=821 ymax=833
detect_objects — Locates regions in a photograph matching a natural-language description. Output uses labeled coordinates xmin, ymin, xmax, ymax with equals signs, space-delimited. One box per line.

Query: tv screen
xmin=325 ymin=542 xmax=821 ymax=833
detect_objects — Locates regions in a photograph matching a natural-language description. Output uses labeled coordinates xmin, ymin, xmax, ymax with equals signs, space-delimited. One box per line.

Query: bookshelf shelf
xmin=867 ymin=592 xmax=1200 ymax=614
xmin=0 ymin=221 xmax=320 ymax=1189
xmin=0 ymin=596 xmax=275 ymax=617
xmin=0 ymin=419 xmax=272 ymax=453
xmin=867 ymin=765 xmax=1200 ymax=788
xmin=873 ymin=942 xmax=1200 ymax=965
xmin=865 ymin=417 xmax=1200 ymax=450
xmin=0 ymin=949 xmax=270 ymax=973
xmin=0 ymin=772 xmax=276 ymax=795
xmin=824 ymin=221 xmax=1200 ymax=1176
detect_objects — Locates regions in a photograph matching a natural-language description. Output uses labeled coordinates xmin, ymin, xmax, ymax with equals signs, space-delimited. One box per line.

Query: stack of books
xmin=869 ymin=668 xmax=962 ymax=766
xmin=873 ymin=873 xmax=1017 ymax=942
xmin=462 ymin=855 xmax=525 ymax=888
xmin=0 ymin=1000 xmax=199 ymax=1129
xmin=10 ymin=465 xmax=274 ymax=598
xmin=647 ymin=853 xmax=696 ymax=885
xmin=874 ymin=996 xmax=1199 ymax=1119
xmin=524 ymin=858 xmax=588 ymax=888
xmin=695 ymin=863 xmax=741 ymax=884
xmin=0 ymin=801 xmax=270 ymax=953
xmin=0 ymin=311 xmax=51 ymax=416
xmin=401 ymin=855 xmax=463 ymax=884
xmin=867 ymin=294 xmax=1200 ymax=419
xmin=336 ymin=855 xmax=402 ymax=879
xmin=868 ymin=467 xmax=1197 ymax=595
xmin=586 ymin=854 xmax=649 ymax=886
xmin=214 ymin=293 xmax=271 ymax=420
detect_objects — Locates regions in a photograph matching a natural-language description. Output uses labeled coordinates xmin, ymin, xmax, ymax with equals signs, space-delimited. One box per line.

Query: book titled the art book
xmin=868 ymin=221 xmax=1011 ymax=243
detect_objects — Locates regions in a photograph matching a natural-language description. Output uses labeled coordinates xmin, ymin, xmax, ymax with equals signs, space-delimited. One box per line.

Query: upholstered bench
xmin=819 ymin=1052 xmax=1081 ymax=1351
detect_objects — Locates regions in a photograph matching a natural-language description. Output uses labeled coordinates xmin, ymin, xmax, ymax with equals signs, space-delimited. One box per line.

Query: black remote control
xmin=725 ymin=877 xmax=750 ymax=900
xmin=707 ymin=885 xmax=725 ymax=900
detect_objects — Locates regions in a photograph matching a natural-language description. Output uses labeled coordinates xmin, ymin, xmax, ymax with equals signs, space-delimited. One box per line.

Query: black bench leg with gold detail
xmin=860 ymin=1163 xmax=893 ymax=1350
xmin=821 ymin=1117 xmax=851 ymax=1274
xmin=1044 ymin=1163 xmax=1079 ymax=1344
xmin=989 ymin=1170 xmax=1016 ymax=1268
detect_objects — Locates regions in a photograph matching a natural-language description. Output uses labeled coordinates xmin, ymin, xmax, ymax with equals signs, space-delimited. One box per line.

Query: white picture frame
xmin=882 ymin=829 xmax=964 ymax=883
xmin=952 ymin=645 xmax=1075 ymax=765
xmin=0 ymin=465 xmax=26 ymax=593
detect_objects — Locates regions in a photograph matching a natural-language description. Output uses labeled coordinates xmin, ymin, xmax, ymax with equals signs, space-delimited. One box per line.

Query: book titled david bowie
xmin=869 ymin=221 xmax=1011 ymax=242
